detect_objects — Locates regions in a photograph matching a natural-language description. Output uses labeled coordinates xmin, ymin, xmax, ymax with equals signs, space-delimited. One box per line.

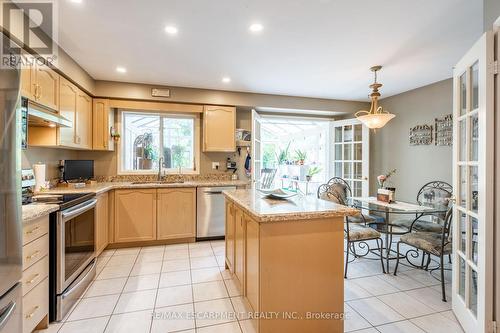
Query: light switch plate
xmin=212 ymin=162 xmax=220 ymax=170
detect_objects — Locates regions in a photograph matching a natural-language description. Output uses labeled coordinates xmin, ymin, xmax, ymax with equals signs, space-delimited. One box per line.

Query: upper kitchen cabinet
xmin=203 ymin=105 xmax=236 ymax=152
xmin=59 ymin=77 xmax=78 ymax=147
xmin=75 ymin=89 xmax=93 ymax=149
xmin=92 ymin=99 xmax=114 ymax=151
xmin=20 ymin=55 xmax=60 ymax=111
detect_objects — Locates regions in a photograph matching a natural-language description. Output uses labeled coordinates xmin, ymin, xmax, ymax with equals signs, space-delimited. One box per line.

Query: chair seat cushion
xmin=392 ymin=218 xmax=443 ymax=232
xmin=347 ymin=224 xmax=381 ymax=241
xmin=400 ymin=232 xmax=452 ymax=256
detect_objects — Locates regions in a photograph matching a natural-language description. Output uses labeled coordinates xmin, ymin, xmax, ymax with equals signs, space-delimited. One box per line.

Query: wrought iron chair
xmin=394 ymin=208 xmax=453 ymax=302
xmin=317 ymin=177 xmax=385 ymax=278
xmin=391 ymin=181 xmax=452 ymax=233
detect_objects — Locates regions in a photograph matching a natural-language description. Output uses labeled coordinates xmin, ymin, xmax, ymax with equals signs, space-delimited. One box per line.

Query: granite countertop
xmin=22 ymin=203 xmax=59 ymax=223
xmin=223 ymin=189 xmax=358 ymax=222
xmin=37 ymin=180 xmax=250 ymax=195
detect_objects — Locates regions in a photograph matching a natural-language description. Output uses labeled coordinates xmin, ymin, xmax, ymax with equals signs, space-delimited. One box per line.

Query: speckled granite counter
xmin=36 ymin=180 xmax=249 ymax=195
xmin=223 ymin=188 xmax=358 ymax=222
xmin=22 ymin=203 xmax=59 ymax=223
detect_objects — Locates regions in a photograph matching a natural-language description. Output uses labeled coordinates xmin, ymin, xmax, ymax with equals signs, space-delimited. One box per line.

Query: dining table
xmin=347 ymin=197 xmax=449 ymax=273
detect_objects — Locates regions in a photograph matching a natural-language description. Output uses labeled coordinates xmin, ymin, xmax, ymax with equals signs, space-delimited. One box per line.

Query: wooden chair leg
xmin=440 ymin=254 xmax=447 ymax=302
xmin=344 ymin=240 xmax=350 ymax=279
xmin=394 ymin=241 xmax=401 ymax=276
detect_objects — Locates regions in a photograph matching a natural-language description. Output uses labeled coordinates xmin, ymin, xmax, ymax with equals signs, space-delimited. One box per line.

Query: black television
xmin=63 ymin=160 xmax=94 ymax=181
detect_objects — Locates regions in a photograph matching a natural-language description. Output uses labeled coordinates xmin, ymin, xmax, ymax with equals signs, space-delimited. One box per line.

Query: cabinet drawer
xmin=23 ymin=216 xmax=49 ymax=246
xmin=22 ymin=255 xmax=49 ymax=296
xmin=23 ymin=234 xmax=49 ymax=270
xmin=22 ymin=277 xmax=48 ymax=333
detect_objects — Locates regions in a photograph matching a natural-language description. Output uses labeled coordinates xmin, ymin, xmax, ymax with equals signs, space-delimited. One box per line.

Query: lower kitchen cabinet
xmin=234 ymin=206 xmax=245 ymax=291
xmin=225 ymin=201 xmax=235 ymax=272
xmin=157 ymin=188 xmax=196 ymax=240
xmin=22 ymin=216 xmax=49 ymax=333
xmin=95 ymin=192 xmax=109 ymax=256
xmin=114 ymin=189 xmax=157 ymax=243
xmin=245 ymin=215 xmax=260 ymax=312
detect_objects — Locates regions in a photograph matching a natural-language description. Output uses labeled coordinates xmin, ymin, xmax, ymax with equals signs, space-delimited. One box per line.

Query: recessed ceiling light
xmin=165 ymin=26 xmax=178 ymax=35
xmin=222 ymin=77 xmax=231 ymax=83
xmin=69 ymin=0 xmax=83 ymax=3
xmin=249 ymin=23 xmax=263 ymax=33
xmin=116 ymin=66 xmax=127 ymax=73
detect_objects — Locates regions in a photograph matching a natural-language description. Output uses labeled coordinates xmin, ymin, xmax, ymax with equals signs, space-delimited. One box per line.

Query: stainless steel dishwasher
xmin=197 ymin=186 xmax=236 ymax=239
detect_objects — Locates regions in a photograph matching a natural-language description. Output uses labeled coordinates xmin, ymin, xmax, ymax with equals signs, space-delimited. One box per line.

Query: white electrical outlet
xmin=212 ymin=162 xmax=220 ymax=170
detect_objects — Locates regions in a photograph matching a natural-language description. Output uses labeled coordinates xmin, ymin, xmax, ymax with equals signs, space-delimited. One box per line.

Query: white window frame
xmin=117 ymin=109 xmax=201 ymax=175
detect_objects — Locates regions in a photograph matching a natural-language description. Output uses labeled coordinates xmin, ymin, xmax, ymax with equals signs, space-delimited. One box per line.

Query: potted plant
xmin=275 ymin=142 xmax=291 ymax=165
xmin=140 ymin=132 xmax=156 ymax=169
xmin=377 ymin=168 xmax=397 ymax=188
xmin=306 ymin=166 xmax=322 ymax=181
xmin=294 ymin=149 xmax=307 ymax=165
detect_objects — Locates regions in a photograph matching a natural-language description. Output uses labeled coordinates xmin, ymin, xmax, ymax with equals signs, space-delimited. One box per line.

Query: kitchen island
xmin=223 ymin=189 xmax=358 ymax=333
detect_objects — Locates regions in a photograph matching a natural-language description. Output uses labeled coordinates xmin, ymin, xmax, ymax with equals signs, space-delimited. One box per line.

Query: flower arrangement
xmin=377 ymin=169 xmax=397 ymax=188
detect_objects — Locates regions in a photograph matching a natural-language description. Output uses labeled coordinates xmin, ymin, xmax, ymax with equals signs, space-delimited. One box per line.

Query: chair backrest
xmin=260 ymin=168 xmax=277 ymax=189
xmin=441 ymin=207 xmax=453 ymax=248
xmin=416 ymin=181 xmax=453 ymax=206
xmin=317 ymin=177 xmax=351 ymax=205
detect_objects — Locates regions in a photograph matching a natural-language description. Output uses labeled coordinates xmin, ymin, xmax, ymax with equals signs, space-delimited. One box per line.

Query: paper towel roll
xmin=33 ymin=163 xmax=46 ymax=191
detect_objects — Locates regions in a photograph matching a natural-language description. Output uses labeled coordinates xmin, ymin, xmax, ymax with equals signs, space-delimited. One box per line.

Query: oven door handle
xmin=61 ymin=259 xmax=96 ymax=298
xmin=61 ymin=199 xmax=97 ymax=221
xmin=0 ymin=301 xmax=16 ymax=331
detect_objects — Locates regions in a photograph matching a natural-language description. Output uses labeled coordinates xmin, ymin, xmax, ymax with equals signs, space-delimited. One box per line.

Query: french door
xmin=251 ymin=109 xmax=262 ymax=188
xmin=330 ymin=118 xmax=370 ymax=197
xmin=452 ymin=31 xmax=494 ymax=333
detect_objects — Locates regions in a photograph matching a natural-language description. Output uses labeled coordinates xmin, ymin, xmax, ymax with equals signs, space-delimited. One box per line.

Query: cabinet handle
xmin=27 ymin=273 xmax=40 ymax=284
xmin=26 ymin=251 xmax=40 ymax=260
xmin=38 ymin=85 xmax=42 ymax=99
xmin=25 ymin=226 xmax=40 ymax=235
xmin=25 ymin=306 xmax=39 ymax=319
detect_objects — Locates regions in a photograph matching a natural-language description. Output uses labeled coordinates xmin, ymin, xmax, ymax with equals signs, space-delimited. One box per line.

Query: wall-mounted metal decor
xmin=435 ymin=114 xmax=453 ymax=146
xmin=409 ymin=124 xmax=433 ymax=145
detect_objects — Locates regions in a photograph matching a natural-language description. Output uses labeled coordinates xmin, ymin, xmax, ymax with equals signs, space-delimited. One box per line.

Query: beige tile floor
xmin=36 ymin=239 xmax=463 ymax=333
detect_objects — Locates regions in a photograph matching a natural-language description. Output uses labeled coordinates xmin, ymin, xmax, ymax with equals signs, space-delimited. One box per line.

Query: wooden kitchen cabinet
xmin=95 ymin=192 xmax=109 ymax=256
xmin=92 ymin=98 xmax=114 ymax=151
xmin=114 ymin=189 xmax=157 ymax=243
xmin=234 ymin=206 xmax=245 ymax=291
xmin=245 ymin=214 xmax=260 ymax=312
xmin=20 ymin=53 xmax=36 ymax=100
xmin=202 ymin=105 xmax=236 ymax=152
xmin=58 ymin=76 xmax=78 ymax=147
xmin=157 ymin=188 xmax=196 ymax=240
xmin=35 ymin=63 xmax=59 ymax=110
xmin=76 ymin=89 xmax=93 ymax=149
xmin=225 ymin=201 xmax=235 ymax=272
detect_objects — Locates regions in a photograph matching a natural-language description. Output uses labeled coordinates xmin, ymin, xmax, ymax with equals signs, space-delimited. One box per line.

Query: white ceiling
xmin=56 ymin=0 xmax=482 ymax=101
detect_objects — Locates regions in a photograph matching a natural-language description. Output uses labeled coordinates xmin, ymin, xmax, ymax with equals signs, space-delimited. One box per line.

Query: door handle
xmin=0 ymin=301 xmax=16 ymax=330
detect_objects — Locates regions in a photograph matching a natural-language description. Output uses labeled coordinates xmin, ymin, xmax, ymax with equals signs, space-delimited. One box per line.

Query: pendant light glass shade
xmin=356 ymin=66 xmax=395 ymax=129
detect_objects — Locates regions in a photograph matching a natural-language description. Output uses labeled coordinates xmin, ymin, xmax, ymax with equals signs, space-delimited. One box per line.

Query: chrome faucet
xmin=158 ymin=157 xmax=164 ymax=181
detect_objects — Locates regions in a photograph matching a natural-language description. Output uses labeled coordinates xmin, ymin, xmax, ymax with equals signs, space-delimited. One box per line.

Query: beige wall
xmin=484 ymin=0 xmax=500 ymax=31
xmin=95 ymin=80 xmax=366 ymax=114
xmin=369 ymin=79 xmax=453 ymax=202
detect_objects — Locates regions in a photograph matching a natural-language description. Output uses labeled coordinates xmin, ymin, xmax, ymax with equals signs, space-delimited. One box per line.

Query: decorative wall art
xmin=434 ymin=114 xmax=453 ymax=146
xmin=409 ymin=124 xmax=433 ymax=145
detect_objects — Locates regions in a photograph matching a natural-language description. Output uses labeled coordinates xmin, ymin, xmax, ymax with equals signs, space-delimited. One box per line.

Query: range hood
xmin=27 ymin=100 xmax=72 ymax=128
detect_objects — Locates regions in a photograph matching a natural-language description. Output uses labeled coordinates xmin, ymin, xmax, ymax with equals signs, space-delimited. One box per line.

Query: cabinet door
xmin=35 ymin=63 xmax=59 ymax=110
xmin=114 ymin=189 xmax=157 ymax=243
xmin=245 ymin=215 xmax=260 ymax=312
xmin=157 ymin=188 xmax=196 ymax=240
xmin=76 ymin=90 xmax=92 ymax=149
xmin=20 ymin=53 xmax=36 ymax=100
xmin=203 ymin=105 xmax=236 ymax=152
xmin=95 ymin=192 xmax=109 ymax=256
xmin=92 ymin=99 xmax=114 ymax=151
xmin=58 ymin=77 xmax=78 ymax=147
xmin=234 ymin=206 xmax=245 ymax=290
xmin=225 ymin=201 xmax=235 ymax=272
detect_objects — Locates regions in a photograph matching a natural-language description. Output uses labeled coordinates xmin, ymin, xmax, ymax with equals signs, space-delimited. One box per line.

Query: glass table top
xmin=347 ymin=197 xmax=449 ymax=215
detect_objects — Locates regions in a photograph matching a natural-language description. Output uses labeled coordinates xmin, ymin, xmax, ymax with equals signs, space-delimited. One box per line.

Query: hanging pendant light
xmin=355 ymin=66 xmax=395 ymax=129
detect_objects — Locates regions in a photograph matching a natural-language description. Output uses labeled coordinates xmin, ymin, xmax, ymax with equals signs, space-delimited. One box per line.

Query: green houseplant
xmin=275 ymin=142 xmax=291 ymax=165
xmin=294 ymin=149 xmax=307 ymax=165
xmin=306 ymin=166 xmax=322 ymax=181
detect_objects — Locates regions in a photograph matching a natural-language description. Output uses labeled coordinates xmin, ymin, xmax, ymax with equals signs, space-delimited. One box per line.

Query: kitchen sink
xmin=131 ymin=180 xmax=185 ymax=185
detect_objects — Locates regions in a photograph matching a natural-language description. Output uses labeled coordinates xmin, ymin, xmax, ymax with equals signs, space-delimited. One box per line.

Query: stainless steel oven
xmin=55 ymin=197 xmax=96 ymax=321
